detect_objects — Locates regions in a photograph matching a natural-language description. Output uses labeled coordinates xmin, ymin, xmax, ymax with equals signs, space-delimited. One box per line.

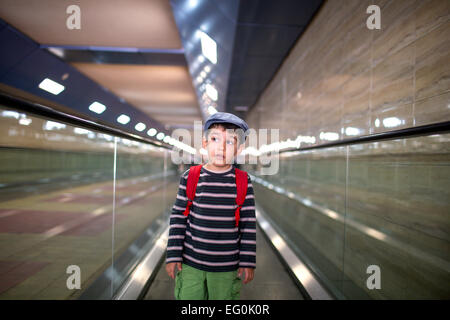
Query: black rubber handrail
xmin=277 ymin=120 xmax=450 ymax=154
xmin=0 ymin=91 xmax=171 ymax=149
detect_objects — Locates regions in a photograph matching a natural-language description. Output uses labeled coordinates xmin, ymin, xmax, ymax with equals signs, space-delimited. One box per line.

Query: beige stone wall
xmin=246 ymin=0 xmax=449 ymax=143
xmin=244 ymin=0 xmax=450 ymax=299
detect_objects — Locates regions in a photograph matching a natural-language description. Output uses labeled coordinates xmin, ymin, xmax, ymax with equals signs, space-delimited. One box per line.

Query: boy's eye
xmin=209 ymin=136 xmax=235 ymax=145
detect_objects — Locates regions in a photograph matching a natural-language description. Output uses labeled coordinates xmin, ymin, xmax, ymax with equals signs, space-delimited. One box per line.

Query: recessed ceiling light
xmin=88 ymin=101 xmax=106 ymax=114
xmin=156 ymin=132 xmax=165 ymax=140
xmin=135 ymin=122 xmax=146 ymax=132
xmin=147 ymin=128 xmax=157 ymax=136
xmin=47 ymin=47 xmax=65 ymax=58
xmin=38 ymin=78 xmax=65 ymax=95
xmin=205 ymin=84 xmax=218 ymax=101
xmin=199 ymin=31 xmax=217 ymax=64
xmin=117 ymin=114 xmax=130 ymax=125
xmin=208 ymin=106 xmax=217 ymax=115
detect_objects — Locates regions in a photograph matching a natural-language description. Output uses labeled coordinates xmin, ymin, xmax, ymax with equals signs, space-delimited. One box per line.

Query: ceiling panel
xmin=170 ymin=0 xmax=239 ymax=118
xmin=57 ymin=50 xmax=187 ymax=66
xmin=0 ymin=0 xmax=325 ymax=139
xmin=225 ymin=0 xmax=324 ymax=114
xmin=71 ymin=63 xmax=201 ymax=130
xmin=0 ymin=0 xmax=182 ymax=48
xmin=238 ymin=0 xmax=324 ymax=26
xmin=233 ymin=24 xmax=303 ymax=57
xmin=0 ymin=24 xmax=38 ymax=79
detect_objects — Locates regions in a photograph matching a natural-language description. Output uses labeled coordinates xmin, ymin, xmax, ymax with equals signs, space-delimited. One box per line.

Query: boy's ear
xmin=202 ymin=136 xmax=208 ymax=149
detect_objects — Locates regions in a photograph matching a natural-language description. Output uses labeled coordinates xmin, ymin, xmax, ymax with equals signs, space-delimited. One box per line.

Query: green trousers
xmin=175 ymin=264 xmax=242 ymax=300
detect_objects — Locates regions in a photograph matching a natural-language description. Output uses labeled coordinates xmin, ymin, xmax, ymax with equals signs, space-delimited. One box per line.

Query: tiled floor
xmin=0 ymin=176 xmax=175 ymax=299
xmin=0 ymin=260 xmax=49 ymax=294
xmin=144 ymin=224 xmax=304 ymax=300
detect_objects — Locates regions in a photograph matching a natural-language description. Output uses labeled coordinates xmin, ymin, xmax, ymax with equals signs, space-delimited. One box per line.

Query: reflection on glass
xmin=0 ymin=105 xmax=176 ymax=299
xmin=246 ymin=133 xmax=450 ymax=299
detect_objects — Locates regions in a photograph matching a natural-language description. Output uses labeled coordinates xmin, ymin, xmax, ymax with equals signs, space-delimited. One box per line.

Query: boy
xmin=165 ymin=112 xmax=256 ymax=300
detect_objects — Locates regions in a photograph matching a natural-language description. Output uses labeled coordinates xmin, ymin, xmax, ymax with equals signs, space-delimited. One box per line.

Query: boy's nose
xmin=218 ymin=139 xmax=226 ymax=150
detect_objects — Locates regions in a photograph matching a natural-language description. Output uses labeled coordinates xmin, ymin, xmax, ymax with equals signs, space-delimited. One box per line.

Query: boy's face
xmin=202 ymin=127 xmax=244 ymax=168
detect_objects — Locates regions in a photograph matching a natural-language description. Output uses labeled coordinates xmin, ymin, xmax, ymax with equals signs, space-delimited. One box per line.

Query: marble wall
xmin=246 ymin=0 xmax=449 ymax=143
xmin=244 ymin=0 xmax=450 ymax=299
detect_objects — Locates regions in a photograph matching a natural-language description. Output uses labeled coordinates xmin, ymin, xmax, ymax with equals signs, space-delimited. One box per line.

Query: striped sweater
xmin=166 ymin=165 xmax=256 ymax=272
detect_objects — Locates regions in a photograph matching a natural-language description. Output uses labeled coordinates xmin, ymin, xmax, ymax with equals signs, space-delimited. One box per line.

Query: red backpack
xmin=182 ymin=164 xmax=248 ymax=227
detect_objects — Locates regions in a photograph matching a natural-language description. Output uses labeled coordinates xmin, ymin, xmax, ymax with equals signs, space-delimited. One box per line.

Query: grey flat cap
xmin=204 ymin=112 xmax=249 ymax=134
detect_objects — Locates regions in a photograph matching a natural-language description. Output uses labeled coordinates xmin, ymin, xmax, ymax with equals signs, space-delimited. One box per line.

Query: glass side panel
xmin=246 ymin=133 xmax=450 ymax=299
xmin=0 ymin=105 xmax=174 ymax=299
xmin=247 ymin=146 xmax=349 ymax=298
xmin=344 ymin=134 xmax=450 ymax=299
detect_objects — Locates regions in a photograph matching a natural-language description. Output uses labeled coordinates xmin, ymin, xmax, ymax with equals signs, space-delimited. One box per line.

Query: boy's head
xmin=202 ymin=112 xmax=249 ymax=167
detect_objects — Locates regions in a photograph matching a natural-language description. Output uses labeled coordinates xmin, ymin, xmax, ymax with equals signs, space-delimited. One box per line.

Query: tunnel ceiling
xmin=227 ymin=0 xmax=324 ymax=118
xmin=0 ymin=0 xmax=323 ymax=136
xmin=170 ymin=0 xmax=324 ymax=122
xmin=0 ymin=0 xmax=202 ymax=134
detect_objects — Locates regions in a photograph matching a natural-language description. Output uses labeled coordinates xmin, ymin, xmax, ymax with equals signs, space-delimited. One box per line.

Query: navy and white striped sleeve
xmin=165 ymin=169 xmax=189 ymax=264
xmin=238 ymin=174 xmax=256 ymax=269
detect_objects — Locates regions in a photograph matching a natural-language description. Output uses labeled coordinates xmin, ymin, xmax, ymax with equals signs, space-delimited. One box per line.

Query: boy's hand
xmin=238 ymin=267 xmax=254 ymax=284
xmin=166 ymin=262 xmax=182 ymax=279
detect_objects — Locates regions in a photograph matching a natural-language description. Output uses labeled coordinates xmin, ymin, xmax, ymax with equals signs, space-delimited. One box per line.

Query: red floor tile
xmin=61 ymin=212 xmax=129 ymax=236
xmin=0 ymin=209 xmax=91 ymax=234
xmin=0 ymin=260 xmax=49 ymax=294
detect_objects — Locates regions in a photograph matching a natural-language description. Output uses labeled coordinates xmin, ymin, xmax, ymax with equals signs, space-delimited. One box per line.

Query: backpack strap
xmin=183 ymin=164 xmax=202 ymax=217
xmin=234 ymin=168 xmax=248 ymax=227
